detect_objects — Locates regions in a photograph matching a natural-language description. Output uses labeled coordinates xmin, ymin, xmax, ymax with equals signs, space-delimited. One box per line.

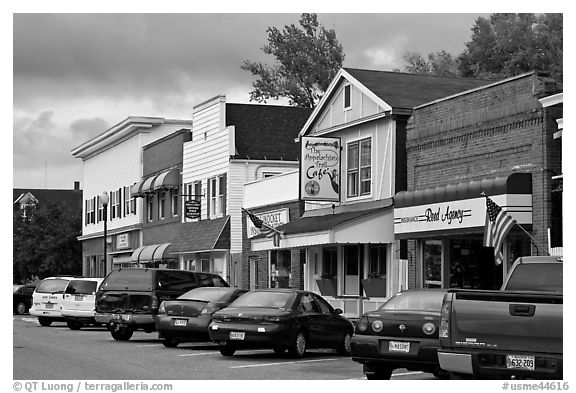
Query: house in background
xmin=71 ymin=116 xmax=193 ymax=277
xmin=13 ymin=181 xmax=83 ymax=220
xmin=252 ymin=68 xmax=489 ymax=318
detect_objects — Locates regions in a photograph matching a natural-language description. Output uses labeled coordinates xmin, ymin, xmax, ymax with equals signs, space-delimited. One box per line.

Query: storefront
xmin=394 ymin=173 xmax=533 ymax=290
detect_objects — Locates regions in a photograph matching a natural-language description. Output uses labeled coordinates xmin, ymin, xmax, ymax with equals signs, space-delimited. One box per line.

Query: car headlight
xmin=371 ymin=320 xmax=383 ymax=333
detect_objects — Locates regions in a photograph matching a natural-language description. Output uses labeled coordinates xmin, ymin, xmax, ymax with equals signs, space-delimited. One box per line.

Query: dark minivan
xmin=95 ymin=268 xmax=228 ymax=341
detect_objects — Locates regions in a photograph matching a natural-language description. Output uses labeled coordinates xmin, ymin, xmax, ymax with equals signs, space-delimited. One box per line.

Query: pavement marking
xmin=178 ymin=352 xmax=219 ymax=357
xmin=393 ymin=371 xmax=425 ymax=377
xmin=136 ymin=344 xmax=163 ymax=347
xmin=230 ymin=357 xmax=341 ymax=369
xmin=22 ymin=317 xmax=39 ymax=323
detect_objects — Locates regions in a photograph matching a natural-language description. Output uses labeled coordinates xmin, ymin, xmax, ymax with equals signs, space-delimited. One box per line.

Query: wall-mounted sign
xmin=116 ymin=233 xmax=129 ymax=249
xmin=185 ymin=200 xmax=201 ymax=219
xmin=300 ymin=136 xmax=341 ymax=202
xmin=247 ymin=208 xmax=289 ymax=239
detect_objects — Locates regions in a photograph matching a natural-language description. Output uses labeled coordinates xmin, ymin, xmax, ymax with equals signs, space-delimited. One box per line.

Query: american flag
xmin=244 ymin=208 xmax=283 ymax=247
xmin=483 ymin=194 xmax=516 ymax=265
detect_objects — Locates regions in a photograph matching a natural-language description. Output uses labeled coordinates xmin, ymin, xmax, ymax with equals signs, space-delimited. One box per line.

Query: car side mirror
xmin=334 ymin=308 xmax=343 ymax=315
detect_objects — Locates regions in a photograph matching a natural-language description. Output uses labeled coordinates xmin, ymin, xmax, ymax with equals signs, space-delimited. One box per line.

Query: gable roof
xmin=13 ymin=188 xmax=83 ymax=211
xmin=300 ymin=67 xmax=490 ymax=136
xmin=226 ymin=103 xmax=313 ymax=161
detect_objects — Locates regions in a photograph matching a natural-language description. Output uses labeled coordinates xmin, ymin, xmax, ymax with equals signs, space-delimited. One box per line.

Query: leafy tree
xmin=242 ymin=13 xmax=345 ymax=108
xmin=401 ymin=13 xmax=562 ymax=83
xmin=13 ymin=201 xmax=82 ymax=283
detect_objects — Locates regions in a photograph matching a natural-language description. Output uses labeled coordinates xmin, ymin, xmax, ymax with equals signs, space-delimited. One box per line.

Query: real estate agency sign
xmin=300 ymin=136 xmax=341 ymax=202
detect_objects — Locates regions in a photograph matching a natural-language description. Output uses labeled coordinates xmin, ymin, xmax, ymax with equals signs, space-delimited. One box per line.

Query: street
xmin=13 ymin=316 xmax=434 ymax=380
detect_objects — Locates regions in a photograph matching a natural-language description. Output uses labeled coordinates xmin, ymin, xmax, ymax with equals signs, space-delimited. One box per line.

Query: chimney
xmin=74 ymin=181 xmax=80 ymax=191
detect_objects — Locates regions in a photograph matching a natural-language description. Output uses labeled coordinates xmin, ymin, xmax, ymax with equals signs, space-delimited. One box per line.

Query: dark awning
xmin=130 ymin=169 xmax=180 ymax=198
xmin=394 ymin=173 xmax=532 ymax=208
xmin=131 ymin=243 xmax=172 ymax=264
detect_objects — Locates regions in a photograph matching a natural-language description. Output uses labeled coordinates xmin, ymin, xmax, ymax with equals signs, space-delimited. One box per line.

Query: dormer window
xmin=344 ymin=84 xmax=351 ymax=110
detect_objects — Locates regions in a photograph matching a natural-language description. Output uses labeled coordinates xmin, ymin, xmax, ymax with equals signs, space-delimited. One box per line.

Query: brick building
xmin=394 ymin=72 xmax=562 ymax=290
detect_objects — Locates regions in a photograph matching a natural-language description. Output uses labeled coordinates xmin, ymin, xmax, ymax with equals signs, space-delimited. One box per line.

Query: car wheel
xmin=38 ymin=317 xmax=52 ymax=327
xmin=110 ymin=326 xmax=133 ymax=341
xmin=143 ymin=326 xmax=155 ymax=333
xmin=289 ymin=331 xmax=307 ymax=358
xmin=162 ymin=338 xmax=179 ymax=348
xmin=15 ymin=302 xmax=27 ymax=315
xmin=364 ymin=365 xmax=393 ymax=380
xmin=273 ymin=346 xmax=287 ymax=354
xmin=219 ymin=344 xmax=236 ymax=356
xmin=433 ymin=368 xmax=450 ymax=379
xmin=336 ymin=332 xmax=352 ymax=356
xmin=67 ymin=320 xmax=83 ymax=330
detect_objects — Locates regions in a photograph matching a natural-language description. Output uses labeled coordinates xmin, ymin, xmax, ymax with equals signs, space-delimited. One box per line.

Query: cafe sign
xmin=300 ymin=136 xmax=341 ymax=202
xmin=247 ymin=208 xmax=289 ymax=239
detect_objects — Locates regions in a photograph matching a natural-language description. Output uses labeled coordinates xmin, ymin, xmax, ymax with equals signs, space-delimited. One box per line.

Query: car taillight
xmin=200 ymin=303 xmax=217 ymax=315
xmin=422 ymin=322 xmax=436 ymax=335
xmin=439 ymin=295 xmax=452 ymax=343
xmin=158 ymin=301 xmax=165 ymax=315
xmin=356 ymin=316 xmax=368 ymax=332
xmin=151 ymin=295 xmax=159 ymax=312
xmin=371 ymin=320 xmax=383 ymax=333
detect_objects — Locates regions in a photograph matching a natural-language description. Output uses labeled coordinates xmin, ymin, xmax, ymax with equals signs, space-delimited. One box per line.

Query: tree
xmin=242 ymin=13 xmax=345 ymax=108
xmin=13 ymin=201 xmax=82 ymax=283
xmin=400 ymin=13 xmax=562 ymax=83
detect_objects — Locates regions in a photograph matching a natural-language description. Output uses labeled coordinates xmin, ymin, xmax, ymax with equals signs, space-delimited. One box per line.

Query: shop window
xmin=271 ymin=250 xmax=291 ymax=288
xmin=201 ymin=259 xmax=210 ymax=272
xmin=450 ymin=238 xmax=499 ymax=290
xmin=368 ymin=245 xmax=387 ymax=278
xmin=347 ymin=138 xmax=371 ymax=198
xmin=423 ymin=240 xmax=442 ymax=288
xmin=344 ymin=245 xmax=362 ymax=295
xmin=322 ymin=248 xmax=337 ymax=278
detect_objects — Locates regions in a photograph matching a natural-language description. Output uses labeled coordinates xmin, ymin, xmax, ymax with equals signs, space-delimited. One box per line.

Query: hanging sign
xmin=185 ymin=200 xmax=201 ymax=219
xmin=300 ymin=136 xmax=341 ymax=202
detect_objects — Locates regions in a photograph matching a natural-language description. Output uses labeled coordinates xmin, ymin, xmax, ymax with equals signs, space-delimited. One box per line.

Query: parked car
xmin=351 ymin=289 xmax=448 ymax=380
xmin=438 ymin=256 xmax=563 ymax=379
xmin=95 ymin=268 xmax=229 ymax=341
xmin=61 ymin=277 xmax=104 ymax=330
xmin=156 ymin=287 xmax=249 ymax=347
xmin=208 ymin=289 xmax=354 ymax=358
xmin=29 ymin=276 xmax=81 ymax=326
xmin=13 ymin=284 xmax=37 ymax=314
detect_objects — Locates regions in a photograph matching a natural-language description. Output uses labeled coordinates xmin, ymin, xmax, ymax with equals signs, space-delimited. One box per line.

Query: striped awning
xmin=131 ymin=243 xmax=172 ymax=264
xmin=130 ymin=169 xmax=180 ymax=197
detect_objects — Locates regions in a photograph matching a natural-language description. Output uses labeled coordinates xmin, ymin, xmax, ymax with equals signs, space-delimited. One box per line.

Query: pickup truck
xmin=438 ymin=256 xmax=563 ymax=379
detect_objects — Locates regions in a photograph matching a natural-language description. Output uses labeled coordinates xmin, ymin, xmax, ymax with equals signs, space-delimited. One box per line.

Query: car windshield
xmin=228 ymin=291 xmax=292 ymax=309
xmin=35 ymin=279 xmax=69 ymax=294
xmin=66 ymin=280 xmax=99 ymax=295
xmin=179 ymin=287 xmax=238 ymax=302
xmin=380 ymin=291 xmax=446 ymax=312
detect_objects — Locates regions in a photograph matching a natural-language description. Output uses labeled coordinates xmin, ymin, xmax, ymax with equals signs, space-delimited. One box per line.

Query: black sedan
xmin=208 ymin=289 xmax=354 ymax=358
xmin=351 ymin=289 xmax=448 ymax=380
xmin=156 ymin=287 xmax=248 ymax=347
xmin=13 ymin=284 xmax=36 ymax=315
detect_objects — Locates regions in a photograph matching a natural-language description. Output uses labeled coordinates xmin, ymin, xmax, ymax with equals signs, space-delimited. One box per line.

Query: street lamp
xmin=100 ymin=192 xmax=109 ymax=277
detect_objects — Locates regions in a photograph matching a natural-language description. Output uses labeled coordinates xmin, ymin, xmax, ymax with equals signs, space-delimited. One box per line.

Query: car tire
xmin=219 ymin=344 xmax=236 ymax=356
xmin=15 ymin=302 xmax=27 ymax=315
xmin=38 ymin=317 xmax=52 ymax=327
xmin=433 ymin=368 xmax=450 ymax=379
xmin=336 ymin=332 xmax=352 ymax=356
xmin=67 ymin=320 xmax=83 ymax=330
xmin=162 ymin=338 xmax=179 ymax=348
xmin=110 ymin=326 xmax=134 ymax=341
xmin=364 ymin=365 xmax=393 ymax=380
xmin=289 ymin=331 xmax=307 ymax=358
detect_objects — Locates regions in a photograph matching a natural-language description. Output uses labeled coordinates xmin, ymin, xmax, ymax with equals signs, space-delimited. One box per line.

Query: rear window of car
xmin=65 ymin=280 xmax=99 ymax=295
xmin=505 ymin=263 xmax=563 ymax=292
xmin=179 ymin=287 xmax=240 ymax=302
xmin=35 ymin=279 xmax=69 ymax=294
xmin=100 ymin=270 xmax=154 ymax=291
xmin=228 ymin=291 xmax=292 ymax=308
xmin=196 ymin=273 xmax=229 ymax=288
xmin=380 ymin=291 xmax=446 ymax=312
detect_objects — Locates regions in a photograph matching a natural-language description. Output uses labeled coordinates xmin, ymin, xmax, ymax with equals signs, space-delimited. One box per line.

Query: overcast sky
xmin=13 ymin=12 xmax=495 ymax=190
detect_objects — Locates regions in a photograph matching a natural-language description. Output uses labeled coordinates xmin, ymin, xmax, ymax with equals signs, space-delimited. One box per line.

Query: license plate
xmin=117 ymin=314 xmax=131 ymax=321
xmin=389 ymin=341 xmax=410 ymax=353
xmin=230 ymin=331 xmax=245 ymax=340
xmin=506 ymin=355 xmax=535 ymax=370
xmin=45 ymin=303 xmax=54 ymax=310
xmin=75 ymin=295 xmax=83 ymax=301
xmin=174 ymin=319 xmax=188 ymax=327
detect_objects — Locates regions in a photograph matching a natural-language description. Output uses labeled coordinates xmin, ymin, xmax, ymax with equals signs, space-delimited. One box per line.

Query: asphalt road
xmin=13 ymin=315 xmax=435 ymax=380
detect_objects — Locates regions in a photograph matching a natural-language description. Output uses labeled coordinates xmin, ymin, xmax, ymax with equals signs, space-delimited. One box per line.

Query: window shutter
xmin=118 ymin=188 xmax=122 ymax=218
xmin=96 ymin=195 xmax=100 ymax=223
xmin=206 ymin=179 xmax=211 ymax=220
xmin=222 ymin=173 xmax=227 ymax=215
xmin=92 ymin=197 xmax=96 ymax=224
xmin=85 ymin=200 xmax=88 ymax=226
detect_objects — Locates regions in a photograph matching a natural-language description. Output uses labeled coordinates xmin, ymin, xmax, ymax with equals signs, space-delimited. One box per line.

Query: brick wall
xmin=143 ymin=129 xmax=191 ymax=176
xmin=407 ymin=72 xmax=561 ymax=256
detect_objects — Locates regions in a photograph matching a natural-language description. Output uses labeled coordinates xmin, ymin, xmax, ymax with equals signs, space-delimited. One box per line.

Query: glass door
xmin=423 ymin=240 xmax=442 ymax=288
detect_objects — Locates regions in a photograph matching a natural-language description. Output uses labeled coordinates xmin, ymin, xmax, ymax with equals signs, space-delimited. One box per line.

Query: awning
xmin=130 ymin=169 xmax=180 ymax=198
xmin=131 ymin=243 xmax=172 ymax=264
xmin=251 ymin=200 xmax=394 ymax=251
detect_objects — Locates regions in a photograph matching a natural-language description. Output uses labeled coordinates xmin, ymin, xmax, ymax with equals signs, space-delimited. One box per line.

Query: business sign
xmin=247 ymin=208 xmax=289 ymax=238
xmin=185 ymin=200 xmax=201 ymax=219
xmin=116 ymin=233 xmax=129 ymax=249
xmin=300 ymin=136 xmax=341 ymax=202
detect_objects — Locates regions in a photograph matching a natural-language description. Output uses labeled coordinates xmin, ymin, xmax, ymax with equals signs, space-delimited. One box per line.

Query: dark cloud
xmin=69 ymin=117 xmax=110 ymax=146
